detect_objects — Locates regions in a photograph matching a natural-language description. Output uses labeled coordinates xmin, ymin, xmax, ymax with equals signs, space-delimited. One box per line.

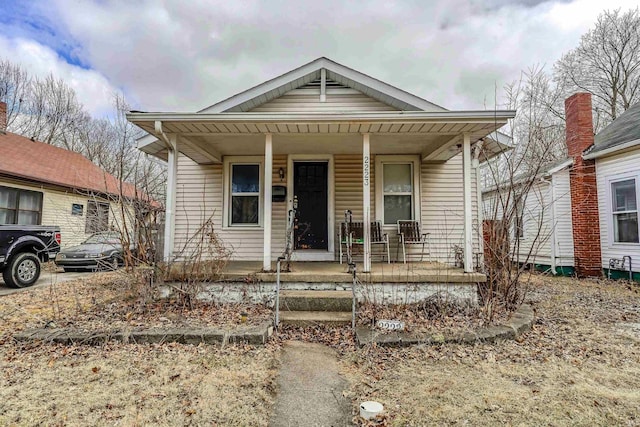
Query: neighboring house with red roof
xmin=0 ymin=101 xmax=146 ymax=247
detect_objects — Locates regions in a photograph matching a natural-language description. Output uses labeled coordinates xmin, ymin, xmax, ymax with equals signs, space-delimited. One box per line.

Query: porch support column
xmin=263 ymin=134 xmax=273 ymax=271
xmin=164 ymin=134 xmax=178 ymax=262
xmin=462 ymin=133 xmax=473 ymax=273
xmin=362 ymin=133 xmax=372 ymax=272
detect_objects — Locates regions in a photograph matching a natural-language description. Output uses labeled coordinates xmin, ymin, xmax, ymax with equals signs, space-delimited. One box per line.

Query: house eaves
xmin=583 ymin=137 xmax=640 ymax=160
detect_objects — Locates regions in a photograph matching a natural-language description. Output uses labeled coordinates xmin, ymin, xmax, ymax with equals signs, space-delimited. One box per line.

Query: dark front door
xmin=294 ymin=162 xmax=328 ymax=250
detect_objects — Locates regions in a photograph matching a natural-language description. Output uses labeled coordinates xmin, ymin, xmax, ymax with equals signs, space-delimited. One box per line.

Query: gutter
xmin=127 ymin=110 xmax=517 ymax=124
xmin=583 ymin=138 xmax=640 ymax=160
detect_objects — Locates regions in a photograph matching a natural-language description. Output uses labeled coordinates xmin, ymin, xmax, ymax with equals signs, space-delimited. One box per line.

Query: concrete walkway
xmin=270 ymin=341 xmax=352 ymax=427
xmin=0 ymin=270 xmax=94 ymax=297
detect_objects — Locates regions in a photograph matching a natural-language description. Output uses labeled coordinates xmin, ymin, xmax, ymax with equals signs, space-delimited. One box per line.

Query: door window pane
xmin=232 ymin=196 xmax=259 ymax=224
xmin=384 ymin=195 xmax=412 ymax=225
xmin=383 ymin=164 xmax=412 ymax=193
xmin=232 ymin=165 xmax=260 ymax=193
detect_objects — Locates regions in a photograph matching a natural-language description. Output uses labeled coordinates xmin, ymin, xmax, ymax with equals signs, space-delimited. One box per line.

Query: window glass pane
xmin=614 ymin=212 xmax=639 ymax=243
xmin=0 ymin=208 xmax=16 ymax=224
xmin=384 ymin=195 xmax=412 ymax=225
xmin=19 ymin=191 xmax=41 ymax=211
xmin=17 ymin=211 xmax=39 ymax=225
xmin=0 ymin=188 xmax=17 ymax=209
xmin=383 ymin=164 xmax=412 ymax=193
xmin=612 ymin=179 xmax=637 ymax=212
xmin=232 ymin=165 xmax=260 ymax=193
xmin=232 ymin=196 xmax=259 ymax=224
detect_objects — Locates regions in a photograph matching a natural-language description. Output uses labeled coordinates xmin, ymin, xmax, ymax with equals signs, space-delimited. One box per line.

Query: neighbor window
xmin=0 ymin=186 xmax=43 ymax=225
xmin=230 ymin=163 xmax=260 ymax=225
xmin=71 ymin=203 xmax=84 ymax=216
xmin=611 ymin=178 xmax=639 ymax=243
xmin=85 ymin=200 xmax=110 ymax=233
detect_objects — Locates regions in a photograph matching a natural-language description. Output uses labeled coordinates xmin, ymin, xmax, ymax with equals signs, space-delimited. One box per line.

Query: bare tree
xmin=481 ymin=69 xmax=564 ymax=316
xmin=554 ymin=8 xmax=640 ymax=130
xmin=0 ymin=59 xmax=30 ymax=129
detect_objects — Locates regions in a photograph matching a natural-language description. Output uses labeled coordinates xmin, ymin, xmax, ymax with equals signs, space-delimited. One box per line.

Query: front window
xmin=0 ymin=186 xmax=43 ymax=225
xmin=231 ymin=164 xmax=260 ymax=225
xmin=612 ymin=178 xmax=639 ymax=243
xmin=382 ymin=163 xmax=414 ymax=225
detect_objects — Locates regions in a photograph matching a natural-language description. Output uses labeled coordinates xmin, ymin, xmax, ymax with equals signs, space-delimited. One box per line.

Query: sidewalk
xmin=270 ymin=341 xmax=352 ymax=427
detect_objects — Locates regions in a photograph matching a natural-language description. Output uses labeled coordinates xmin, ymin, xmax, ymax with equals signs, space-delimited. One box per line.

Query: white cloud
xmin=0 ymin=35 xmax=118 ymax=116
xmin=4 ymin=0 xmax=639 ymax=114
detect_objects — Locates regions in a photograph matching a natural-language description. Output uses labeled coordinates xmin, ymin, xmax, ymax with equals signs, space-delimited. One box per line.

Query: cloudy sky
xmin=0 ymin=0 xmax=637 ymax=117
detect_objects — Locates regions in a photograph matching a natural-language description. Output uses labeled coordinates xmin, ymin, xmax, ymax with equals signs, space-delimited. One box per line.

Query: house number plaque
xmin=376 ymin=319 xmax=405 ymax=331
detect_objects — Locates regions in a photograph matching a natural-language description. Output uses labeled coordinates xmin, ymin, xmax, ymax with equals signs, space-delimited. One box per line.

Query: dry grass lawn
xmin=0 ymin=273 xmax=279 ymax=426
xmin=344 ymin=274 xmax=640 ymax=426
xmin=2 ymin=271 xmax=640 ymax=426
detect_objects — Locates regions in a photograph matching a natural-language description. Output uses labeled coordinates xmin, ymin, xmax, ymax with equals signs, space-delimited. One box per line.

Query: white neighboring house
xmin=483 ymin=93 xmax=640 ymax=281
xmin=585 ymin=99 xmax=640 ymax=280
xmin=127 ymin=57 xmax=515 ymax=273
xmin=482 ymin=158 xmax=576 ymax=275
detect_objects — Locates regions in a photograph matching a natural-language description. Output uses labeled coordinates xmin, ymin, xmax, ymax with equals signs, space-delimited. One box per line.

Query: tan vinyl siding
xmin=596 ymin=149 xmax=640 ymax=272
xmin=0 ymin=177 xmax=132 ymax=248
xmin=418 ymin=154 xmax=480 ymax=265
xmin=174 ymin=153 xmax=287 ymax=261
xmin=250 ymin=88 xmax=399 ymax=113
xmin=334 ymin=154 xmax=375 ymax=260
xmin=175 ymin=152 xmax=484 ymax=268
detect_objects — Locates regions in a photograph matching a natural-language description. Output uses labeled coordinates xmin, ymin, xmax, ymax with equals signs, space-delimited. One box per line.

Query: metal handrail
xmin=275 ymin=197 xmax=297 ymax=328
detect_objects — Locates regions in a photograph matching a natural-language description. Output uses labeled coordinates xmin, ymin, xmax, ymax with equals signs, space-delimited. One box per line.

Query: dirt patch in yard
xmin=342 ymin=274 xmax=640 ymax=426
xmin=0 ymin=272 xmax=280 ymax=426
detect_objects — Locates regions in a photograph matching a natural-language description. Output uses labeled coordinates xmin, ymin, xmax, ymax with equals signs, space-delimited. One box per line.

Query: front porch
xmin=219 ymin=261 xmax=486 ymax=284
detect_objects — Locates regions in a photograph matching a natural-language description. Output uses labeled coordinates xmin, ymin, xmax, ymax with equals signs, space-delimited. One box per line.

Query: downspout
xmin=541 ymin=177 xmax=557 ymax=275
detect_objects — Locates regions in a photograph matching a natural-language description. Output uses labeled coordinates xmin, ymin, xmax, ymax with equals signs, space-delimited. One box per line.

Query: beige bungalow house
xmin=128 ymin=57 xmax=514 ymax=275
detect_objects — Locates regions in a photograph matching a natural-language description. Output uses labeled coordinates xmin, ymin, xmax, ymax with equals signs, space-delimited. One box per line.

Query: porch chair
xmin=396 ymin=220 xmax=430 ymax=263
xmin=339 ymin=220 xmax=390 ymax=264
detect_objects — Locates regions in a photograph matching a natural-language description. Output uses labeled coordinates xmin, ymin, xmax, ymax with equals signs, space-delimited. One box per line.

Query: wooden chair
xmin=397 ymin=220 xmax=430 ymax=263
xmin=339 ymin=220 xmax=390 ymax=264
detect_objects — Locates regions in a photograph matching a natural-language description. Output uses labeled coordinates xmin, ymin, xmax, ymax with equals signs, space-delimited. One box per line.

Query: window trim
xmin=375 ymin=155 xmax=421 ymax=227
xmin=0 ymin=185 xmax=43 ymax=225
xmin=223 ymin=156 xmax=264 ymax=229
xmin=606 ymin=172 xmax=640 ymax=246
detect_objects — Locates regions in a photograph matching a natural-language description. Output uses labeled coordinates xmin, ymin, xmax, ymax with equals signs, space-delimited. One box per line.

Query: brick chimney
xmin=0 ymin=101 xmax=6 ymax=134
xmin=565 ymin=93 xmax=602 ymax=277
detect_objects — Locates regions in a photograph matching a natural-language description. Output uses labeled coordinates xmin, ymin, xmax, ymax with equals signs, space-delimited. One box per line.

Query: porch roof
xmin=128 ymin=109 xmax=515 ymax=164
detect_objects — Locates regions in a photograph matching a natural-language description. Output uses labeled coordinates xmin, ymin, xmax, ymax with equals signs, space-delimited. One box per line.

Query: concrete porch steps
xmin=279 ymin=311 xmax=352 ymax=326
xmin=279 ymin=290 xmax=353 ymax=326
xmin=279 ymin=290 xmax=352 ymax=312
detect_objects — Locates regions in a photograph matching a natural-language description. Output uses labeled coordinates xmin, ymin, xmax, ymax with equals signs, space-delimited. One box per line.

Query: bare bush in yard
xmin=161 ymin=215 xmax=232 ymax=309
xmin=481 ymin=66 xmax=565 ymax=318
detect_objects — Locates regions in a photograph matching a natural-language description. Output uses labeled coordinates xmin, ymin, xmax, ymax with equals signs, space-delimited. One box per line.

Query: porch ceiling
xmin=128 ymin=110 xmax=515 ymax=164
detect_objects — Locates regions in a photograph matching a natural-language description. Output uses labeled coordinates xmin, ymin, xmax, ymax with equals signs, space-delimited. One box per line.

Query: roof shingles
xmin=0 ymin=131 xmax=140 ymax=199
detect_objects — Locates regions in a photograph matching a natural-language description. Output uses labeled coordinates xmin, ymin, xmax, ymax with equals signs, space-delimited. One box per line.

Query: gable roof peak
xmin=198 ymin=57 xmax=447 ymax=114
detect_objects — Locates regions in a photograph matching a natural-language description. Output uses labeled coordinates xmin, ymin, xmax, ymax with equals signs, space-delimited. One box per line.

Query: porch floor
xmin=219 ymin=261 xmax=486 ymax=283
